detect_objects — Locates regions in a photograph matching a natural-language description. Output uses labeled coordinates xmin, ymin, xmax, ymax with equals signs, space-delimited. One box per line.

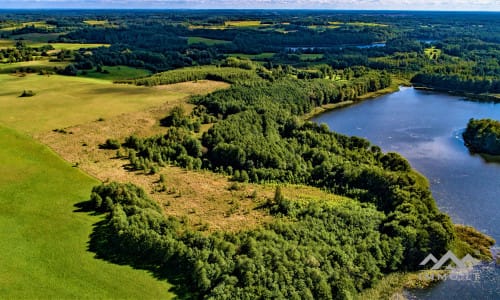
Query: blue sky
xmin=1 ymin=0 xmax=499 ymax=11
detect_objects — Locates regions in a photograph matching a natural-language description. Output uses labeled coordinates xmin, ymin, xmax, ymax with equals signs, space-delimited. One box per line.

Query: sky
xmin=0 ymin=0 xmax=499 ymax=11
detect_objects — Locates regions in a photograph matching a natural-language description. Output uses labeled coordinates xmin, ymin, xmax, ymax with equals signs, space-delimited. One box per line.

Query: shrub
xmin=19 ymin=90 xmax=36 ymax=97
xmin=100 ymin=139 xmax=121 ymax=150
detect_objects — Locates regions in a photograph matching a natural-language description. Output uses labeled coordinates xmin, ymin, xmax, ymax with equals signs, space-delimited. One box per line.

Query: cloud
xmin=0 ymin=0 xmax=499 ymax=10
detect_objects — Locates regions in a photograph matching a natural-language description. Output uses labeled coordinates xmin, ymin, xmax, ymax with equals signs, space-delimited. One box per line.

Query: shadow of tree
xmin=74 ymin=200 xmax=194 ymax=300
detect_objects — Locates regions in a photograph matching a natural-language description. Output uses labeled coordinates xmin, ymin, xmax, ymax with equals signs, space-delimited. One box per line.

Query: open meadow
xmin=0 ymin=74 xmax=227 ymax=134
xmin=0 ymin=75 xmax=229 ymax=298
xmin=0 ymin=126 xmax=174 ymax=299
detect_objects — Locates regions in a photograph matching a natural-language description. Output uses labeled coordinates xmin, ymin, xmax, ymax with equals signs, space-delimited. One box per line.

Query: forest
xmin=1 ymin=9 xmax=498 ymax=299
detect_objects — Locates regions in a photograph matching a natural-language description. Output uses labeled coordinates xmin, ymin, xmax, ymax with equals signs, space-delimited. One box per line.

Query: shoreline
xmin=413 ymin=85 xmax=500 ymax=103
xmin=304 ymin=78 xmax=410 ymax=120
xmin=305 ymin=81 xmax=497 ymax=299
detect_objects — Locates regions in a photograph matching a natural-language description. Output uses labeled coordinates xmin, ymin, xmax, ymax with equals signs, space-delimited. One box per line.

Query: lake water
xmin=313 ymin=87 xmax=500 ymax=299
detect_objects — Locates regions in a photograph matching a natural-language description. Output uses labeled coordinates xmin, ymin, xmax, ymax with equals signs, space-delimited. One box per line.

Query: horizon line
xmin=0 ymin=8 xmax=499 ymax=13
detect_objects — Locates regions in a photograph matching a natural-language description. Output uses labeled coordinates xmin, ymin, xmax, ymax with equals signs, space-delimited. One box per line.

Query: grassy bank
xmin=0 ymin=126 xmax=174 ymax=299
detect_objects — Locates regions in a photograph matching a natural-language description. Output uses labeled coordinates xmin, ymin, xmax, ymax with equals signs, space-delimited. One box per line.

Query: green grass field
xmin=227 ymin=52 xmax=275 ymax=60
xmin=84 ymin=20 xmax=109 ymax=26
xmin=0 ymin=21 xmax=56 ymax=32
xmin=424 ymin=46 xmax=442 ymax=59
xmin=187 ymin=36 xmax=231 ymax=46
xmin=0 ymin=39 xmax=15 ymax=48
xmin=0 ymin=37 xmax=108 ymax=50
xmin=0 ymin=74 xmax=191 ymax=133
xmin=224 ymin=20 xmax=262 ymax=27
xmin=0 ymin=126 xmax=174 ymax=299
xmin=299 ymin=53 xmax=324 ymax=60
xmin=79 ymin=65 xmax=151 ymax=81
xmin=0 ymin=60 xmax=68 ymax=74
xmin=11 ymin=33 xmax=63 ymax=43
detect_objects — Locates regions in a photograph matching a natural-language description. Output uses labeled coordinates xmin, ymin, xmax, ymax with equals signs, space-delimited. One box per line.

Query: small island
xmin=463 ymin=118 xmax=500 ymax=155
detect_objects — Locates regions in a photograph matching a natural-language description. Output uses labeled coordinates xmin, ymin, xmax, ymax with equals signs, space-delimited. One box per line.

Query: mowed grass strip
xmin=0 ymin=126 xmax=173 ymax=299
xmin=0 ymin=74 xmax=204 ymax=134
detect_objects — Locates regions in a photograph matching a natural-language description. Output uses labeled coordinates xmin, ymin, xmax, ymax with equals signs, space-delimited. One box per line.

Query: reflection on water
xmin=312 ymin=87 xmax=500 ymax=299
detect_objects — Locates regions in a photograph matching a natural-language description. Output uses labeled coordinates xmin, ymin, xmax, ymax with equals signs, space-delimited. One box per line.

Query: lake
xmin=313 ymin=87 xmax=500 ymax=299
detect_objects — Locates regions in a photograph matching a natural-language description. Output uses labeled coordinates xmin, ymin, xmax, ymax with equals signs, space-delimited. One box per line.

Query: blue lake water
xmin=313 ymin=87 xmax=500 ymax=299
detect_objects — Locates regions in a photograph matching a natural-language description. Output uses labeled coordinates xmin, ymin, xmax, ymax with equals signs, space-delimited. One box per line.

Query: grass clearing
xmin=307 ymin=25 xmax=341 ymax=31
xmin=38 ymin=109 xmax=345 ymax=232
xmin=84 ymin=19 xmax=109 ymax=26
xmin=0 ymin=39 xmax=15 ymax=48
xmin=29 ymin=42 xmax=109 ymax=50
xmin=0 ymin=21 xmax=56 ymax=32
xmin=12 ymin=32 xmax=63 ymax=43
xmin=79 ymin=65 xmax=151 ymax=81
xmin=31 ymin=77 xmax=342 ymax=233
xmin=224 ymin=20 xmax=262 ymax=27
xmin=227 ymin=52 xmax=275 ymax=60
xmin=299 ymin=53 xmax=324 ymax=60
xmin=347 ymin=22 xmax=388 ymax=27
xmin=187 ymin=36 xmax=231 ymax=46
xmin=0 ymin=35 xmax=108 ymax=50
xmin=0 ymin=126 xmax=174 ymax=299
xmin=424 ymin=46 xmax=442 ymax=59
xmin=0 ymin=60 xmax=68 ymax=74
xmin=0 ymin=74 xmax=227 ymax=134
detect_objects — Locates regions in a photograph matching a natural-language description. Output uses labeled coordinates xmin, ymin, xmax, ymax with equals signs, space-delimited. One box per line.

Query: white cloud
xmin=1 ymin=0 xmax=499 ymax=10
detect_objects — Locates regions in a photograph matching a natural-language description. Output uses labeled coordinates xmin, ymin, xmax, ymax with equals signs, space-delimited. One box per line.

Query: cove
xmin=313 ymin=87 xmax=500 ymax=299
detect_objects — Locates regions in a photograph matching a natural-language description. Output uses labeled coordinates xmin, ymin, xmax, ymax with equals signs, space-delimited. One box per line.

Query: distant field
xmin=347 ymin=22 xmax=388 ymax=27
xmin=0 ymin=60 xmax=68 ymax=74
xmin=0 ymin=74 xmax=199 ymax=133
xmin=0 ymin=37 xmax=108 ymax=50
xmin=187 ymin=36 xmax=231 ymax=46
xmin=0 ymin=21 xmax=55 ymax=32
xmin=300 ymin=53 xmax=324 ymax=60
xmin=307 ymin=25 xmax=340 ymax=30
xmin=189 ymin=20 xmax=267 ymax=30
xmin=224 ymin=20 xmax=262 ymax=27
xmin=30 ymin=42 xmax=109 ymax=50
xmin=424 ymin=46 xmax=442 ymax=59
xmin=227 ymin=52 xmax=275 ymax=60
xmin=84 ymin=19 xmax=109 ymax=26
xmin=0 ymin=126 xmax=174 ymax=299
xmin=8 ymin=32 xmax=62 ymax=43
xmin=79 ymin=65 xmax=151 ymax=81
xmin=0 ymin=39 xmax=14 ymax=48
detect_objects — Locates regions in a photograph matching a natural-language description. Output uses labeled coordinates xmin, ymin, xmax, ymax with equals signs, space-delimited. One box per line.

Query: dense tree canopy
xmin=463 ymin=118 xmax=500 ymax=155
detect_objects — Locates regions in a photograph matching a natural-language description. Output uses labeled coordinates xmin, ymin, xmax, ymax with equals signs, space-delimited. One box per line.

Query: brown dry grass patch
xmin=36 ymin=79 xmax=342 ymax=232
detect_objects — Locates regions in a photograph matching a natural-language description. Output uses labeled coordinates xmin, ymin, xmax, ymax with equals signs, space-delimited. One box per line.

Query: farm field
xmin=0 ymin=60 xmax=68 ymax=74
xmin=0 ymin=125 xmax=174 ymax=299
xmin=227 ymin=52 xmax=275 ymax=60
xmin=0 ymin=74 xmax=226 ymax=134
xmin=224 ymin=20 xmax=262 ymax=27
xmin=78 ymin=65 xmax=151 ymax=80
xmin=0 ymin=75 xmax=229 ymax=298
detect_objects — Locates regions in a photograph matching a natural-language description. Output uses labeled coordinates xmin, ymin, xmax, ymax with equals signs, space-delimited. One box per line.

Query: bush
xmin=19 ymin=90 xmax=36 ymax=97
xmin=100 ymin=139 xmax=121 ymax=150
